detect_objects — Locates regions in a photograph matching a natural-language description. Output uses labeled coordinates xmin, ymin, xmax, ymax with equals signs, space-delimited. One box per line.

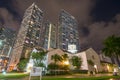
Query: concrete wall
xmin=47 ymin=49 xmax=65 ymax=64
xmin=76 ymin=52 xmax=88 ymax=70
xmin=47 ymin=48 xmax=102 ymax=72
xmin=85 ymin=48 xmax=102 ymax=72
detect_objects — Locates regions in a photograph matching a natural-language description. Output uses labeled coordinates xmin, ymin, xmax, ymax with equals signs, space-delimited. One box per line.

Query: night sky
xmin=0 ymin=0 xmax=120 ymax=52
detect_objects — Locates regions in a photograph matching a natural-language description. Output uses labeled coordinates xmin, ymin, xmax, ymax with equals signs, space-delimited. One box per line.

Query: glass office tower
xmin=58 ymin=10 xmax=80 ymax=53
xmin=9 ymin=3 xmax=44 ymax=69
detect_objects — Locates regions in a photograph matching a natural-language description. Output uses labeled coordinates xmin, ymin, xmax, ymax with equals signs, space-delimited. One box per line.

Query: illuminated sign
xmin=29 ymin=67 xmax=42 ymax=80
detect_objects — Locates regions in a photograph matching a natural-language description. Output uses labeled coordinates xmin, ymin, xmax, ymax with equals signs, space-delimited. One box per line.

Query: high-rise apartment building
xmin=0 ymin=28 xmax=16 ymax=56
xmin=44 ymin=21 xmax=57 ymax=50
xmin=0 ymin=27 xmax=16 ymax=70
xmin=8 ymin=3 xmax=44 ymax=69
xmin=58 ymin=10 xmax=80 ymax=53
xmin=7 ymin=4 xmax=80 ymax=70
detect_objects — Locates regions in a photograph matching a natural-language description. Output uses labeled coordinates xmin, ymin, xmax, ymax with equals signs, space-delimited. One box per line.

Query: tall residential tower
xmin=9 ymin=3 xmax=44 ymax=69
xmin=44 ymin=21 xmax=57 ymax=50
xmin=0 ymin=26 xmax=16 ymax=70
xmin=58 ymin=10 xmax=80 ymax=53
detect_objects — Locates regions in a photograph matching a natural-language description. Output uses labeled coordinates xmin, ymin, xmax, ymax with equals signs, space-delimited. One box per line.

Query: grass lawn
xmin=0 ymin=72 xmax=28 ymax=79
xmin=0 ymin=73 xmax=120 ymax=80
xmin=31 ymin=76 xmax=120 ymax=80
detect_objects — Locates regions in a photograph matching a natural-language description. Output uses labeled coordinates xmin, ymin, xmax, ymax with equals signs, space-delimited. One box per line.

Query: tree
xmin=51 ymin=54 xmax=62 ymax=65
xmin=31 ymin=48 xmax=47 ymax=67
xmin=62 ymin=53 xmax=69 ymax=61
xmin=102 ymin=35 xmax=120 ymax=66
xmin=51 ymin=54 xmax=62 ymax=75
xmin=87 ymin=59 xmax=94 ymax=66
xmin=48 ymin=63 xmax=58 ymax=70
xmin=61 ymin=53 xmax=69 ymax=70
xmin=70 ymin=56 xmax=82 ymax=70
xmin=17 ymin=58 xmax=29 ymax=72
xmin=0 ymin=28 xmax=3 ymax=35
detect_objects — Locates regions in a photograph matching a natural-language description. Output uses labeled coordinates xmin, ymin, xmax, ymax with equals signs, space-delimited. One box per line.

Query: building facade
xmin=58 ymin=10 xmax=80 ymax=53
xmin=44 ymin=21 xmax=57 ymax=50
xmin=7 ymin=4 xmax=81 ymax=70
xmin=0 ymin=27 xmax=16 ymax=71
xmin=0 ymin=28 xmax=16 ymax=57
xmin=67 ymin=48 xmax=102 ymax=72
xmin=8 ymin=3 xmax=44 ymax=69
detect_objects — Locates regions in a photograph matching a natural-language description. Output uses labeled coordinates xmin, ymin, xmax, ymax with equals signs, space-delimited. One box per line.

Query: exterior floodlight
xmin=26 ymin=62 xmax=33 ymax=73
xmin=2 ymin=71 xmax=6 ymax=75
xmin=68 ymin=44 xmax=77 ymax=53
xmin=2 ymin=69 xmax=6 ymax=75
xmin=0 ymin=40 xmax=2 ymax=46
xmin=63 ymin=61 xmax=69 ymax=65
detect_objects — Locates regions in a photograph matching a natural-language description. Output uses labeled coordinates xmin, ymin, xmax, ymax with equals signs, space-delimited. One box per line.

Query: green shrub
xmin=70 ymin=70 xmax=88 ymax=74
xmin=17 ymin=58 xmax=29 ymax=72
xmin=46 ymin=70 xmax=70 ymax=75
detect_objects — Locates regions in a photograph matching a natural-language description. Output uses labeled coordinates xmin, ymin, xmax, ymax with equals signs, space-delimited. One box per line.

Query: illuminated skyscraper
xmin=58 ymin=10 xmax=80 ymax=53
xmin=44 ymin=21 xmax=57 ymax=50
xmin=9 ymin=3 xmax=44 ymax=68
xmin=0 ymin=26 xmax=16 ymax=70
xmin=0 ymin=28 xmax=16 ymax=56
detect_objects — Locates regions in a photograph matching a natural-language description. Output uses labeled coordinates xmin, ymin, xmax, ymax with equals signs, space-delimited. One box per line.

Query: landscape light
xmin=107 ymin=65 xmax=110 ymax=70
xmin=63 ymin=60 xmax=69 ymax=65
xmin=26 ymin=63 xmax=33 ymax=73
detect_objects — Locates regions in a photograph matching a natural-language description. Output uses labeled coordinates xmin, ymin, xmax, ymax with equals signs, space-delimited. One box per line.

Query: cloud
xmin=12 ymin=0 xmax=95 ymax=23
xmin=0 ymin=8 xmax=20 ymax=30
xmin=80 ymin=14 xmax=120 ymax=51
xmin=0 ymin=0 xmax=120 ymax=52
xmin=0 ymin=0 xmax=96 ymax=26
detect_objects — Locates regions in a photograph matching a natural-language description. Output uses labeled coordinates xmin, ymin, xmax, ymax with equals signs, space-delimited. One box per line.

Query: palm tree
xmin=51 ymin=54 xmax=62 ymax=65
xmin=62 ymin=53 xmax=69 ymax=61
xmin=102 ymin=35 xmax=120 ymax=66
xmin=114 ymin=36 xmax=120 ymax=65
xmin=0 ymin=27 xmax=3 ymax=35
xmin=32 ymin=48 xmax=47 ymax=67
xmin=51 ymin=53 xmax=62 ymax=75
xmin=61 ymin=53 xmax=69 ymax=70
xmin=70 ymin=56 xmax=82 ymax=70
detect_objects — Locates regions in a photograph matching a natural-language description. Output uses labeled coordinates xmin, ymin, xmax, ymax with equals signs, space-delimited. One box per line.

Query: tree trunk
xmin=111 ymin=56 xmax=115 ymax=64
xmin=116 ymin=55 xmax=120 ymax=66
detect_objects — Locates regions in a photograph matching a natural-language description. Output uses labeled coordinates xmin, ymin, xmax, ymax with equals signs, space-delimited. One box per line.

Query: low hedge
xmin=70 ymin=70 xmax=88 ymax=74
